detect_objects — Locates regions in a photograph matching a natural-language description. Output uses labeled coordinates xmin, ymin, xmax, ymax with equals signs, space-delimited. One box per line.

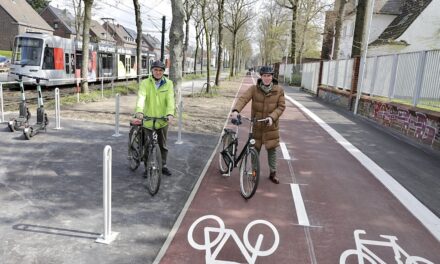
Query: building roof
xmin=372 ymin=0 xmax=433 ymax=45
xmin=44 ymin=5 xmax=76 ymax=34
xmin=90 ymin=20 xmax=115 ymax=42
xmin=104 ymin=22 xmax=136 ymax=46
xmin=0 ymin=0 xmax=53 ymax=31
xmin=143 ymin=34 xmax=161 ymax=50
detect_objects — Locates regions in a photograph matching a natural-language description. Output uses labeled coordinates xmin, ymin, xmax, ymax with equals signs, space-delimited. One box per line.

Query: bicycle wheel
xmin=146 ymin=143 xmax=162 ymax=195
xmin=128 ymin=126 xmax=141 ymax=171
xmin=200 ymin=83 xmax=208 ymax=95
xmin=219 ymin=132 xmax=234 ymax=174
xmin=339 ymin=249 xmax=376 ymax=264
xmin=239 ymin=147 xmax=259 ymax=199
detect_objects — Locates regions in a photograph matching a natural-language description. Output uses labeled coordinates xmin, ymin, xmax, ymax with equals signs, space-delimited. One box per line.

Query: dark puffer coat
xmin=233 ymin=79 xmax=286 ymax=150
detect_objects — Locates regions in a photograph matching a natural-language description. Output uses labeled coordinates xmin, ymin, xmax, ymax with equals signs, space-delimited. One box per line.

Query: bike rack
xmin=96 ymin=145 xmax=119 ymax=244
xmin=112 ymin=93 xmax=121 ymax=137
xmin=54 ymin=88 xmax=62 ymax=130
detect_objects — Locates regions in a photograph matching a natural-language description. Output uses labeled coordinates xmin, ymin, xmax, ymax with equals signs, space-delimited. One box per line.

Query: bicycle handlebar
xmin=143 ymin=116 xmax=169 ymax=122
xmin=232 ymin=114 xmax=268 ymax=126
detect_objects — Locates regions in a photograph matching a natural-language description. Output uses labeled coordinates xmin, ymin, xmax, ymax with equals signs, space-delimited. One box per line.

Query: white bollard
xmin=54 ymin=88 xmax=62 ymax=129
xmin=0 ymin=83 xmax=4 ymax=123
xmin=96 ymin=146 xmax=119 ymax=244
xmin=112 ymin=94 xmax=121 ymax=137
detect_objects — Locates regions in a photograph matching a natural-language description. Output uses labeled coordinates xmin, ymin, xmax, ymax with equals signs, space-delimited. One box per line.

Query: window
xmin=54 ymin=22 xmax=59 ymax=29
xmin=42 ymin=47 xmax=54 ymax=69
xmin=65 ymin=53 xmax=70 ymax=73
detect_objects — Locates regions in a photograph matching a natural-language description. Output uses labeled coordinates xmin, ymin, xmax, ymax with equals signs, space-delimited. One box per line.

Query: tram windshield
xmin=12 ymin=37 xmax=43 ymax=66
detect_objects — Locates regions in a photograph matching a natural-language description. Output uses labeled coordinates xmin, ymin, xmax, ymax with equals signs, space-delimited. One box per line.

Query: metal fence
xmin=300 ymin=49 xmax=440 ymax=109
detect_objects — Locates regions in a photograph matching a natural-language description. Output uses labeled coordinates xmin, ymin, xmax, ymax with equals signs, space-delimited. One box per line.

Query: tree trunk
xmin=201 ymin=0 xmax=211 ymax=93
xmin=133 ymin=0 xmax=142 ymax=83
xmin=80 ymin=0 xmax=93 ymax=93
xmin=334 ymin=0 xmax=347 ymax=59
xmin=351 ymin=0 xmax=367 ymax=57
xmin=169 ymin=0 xmax=184 ymax=95
xmin=229 ymin=33 xmax=236 ymax=77
xmin=215 ymin=0 xmax=225 ymax=86
xmin=290 ymin=1 xmax=298 ymax=64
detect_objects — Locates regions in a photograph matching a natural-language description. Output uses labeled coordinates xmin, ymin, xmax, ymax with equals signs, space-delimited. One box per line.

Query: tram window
xmin=120 ymin=55 xmax=125 ymax=67
xmin=131 ymin=56 xmax=135 ymax=68
xmin=42 ymin=47 xmax=54 ymax=69
xmin=71 ymin=54 xmax=75 ymax=73
xmin=76 ymin=54 xmax=82 ymax=69
xmin=142 ymin=57 xmax=147 ymax=69
xmin=102 ymin=54 xmax=112 ymax=70
xmin=65 ymin=54 xmax=70 ymax=74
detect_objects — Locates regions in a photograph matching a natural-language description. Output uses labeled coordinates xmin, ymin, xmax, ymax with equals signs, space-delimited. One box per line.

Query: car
xmin=0 ymin=56 xmax=11 ymax=72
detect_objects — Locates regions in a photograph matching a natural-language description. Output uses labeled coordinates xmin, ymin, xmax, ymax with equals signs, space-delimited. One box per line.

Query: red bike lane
xmin=155 ymin=76 xmax=439 ymax=263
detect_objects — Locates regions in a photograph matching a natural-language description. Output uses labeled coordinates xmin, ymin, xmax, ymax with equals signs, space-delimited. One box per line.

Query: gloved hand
xmin=231 ymin=110 xmax=239 ymax=119
xmin=135 ymin=112 xmax=144 ymax=119
xmin=264 ymin=117 xmax=273 ymax=126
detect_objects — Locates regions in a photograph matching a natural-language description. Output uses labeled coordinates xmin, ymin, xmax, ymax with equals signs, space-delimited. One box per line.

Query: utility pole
xmin=161 ymin=16 xmax=166 ymax=62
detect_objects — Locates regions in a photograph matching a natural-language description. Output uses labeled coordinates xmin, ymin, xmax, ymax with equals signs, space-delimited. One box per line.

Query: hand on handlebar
xmin=167 ymin=115 xmax=174 ymax=124
xmin=231 ymin=110 xmax=239 ymax=120
xmin=263 ymin=117 xmax=273 ymax=126
xmin=135 ymin=112 xmax=144 ymax=119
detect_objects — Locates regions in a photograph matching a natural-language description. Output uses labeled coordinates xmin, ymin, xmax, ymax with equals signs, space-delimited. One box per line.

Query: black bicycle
xmin=219 ymin=114 xmax=265 ymax=199
xmin=128 ymin=116 xmax=167 ymax=196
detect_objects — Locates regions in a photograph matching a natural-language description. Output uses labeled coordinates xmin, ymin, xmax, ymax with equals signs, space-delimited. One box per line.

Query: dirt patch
xmin=45 ymin=78 xmax=242 ymax=135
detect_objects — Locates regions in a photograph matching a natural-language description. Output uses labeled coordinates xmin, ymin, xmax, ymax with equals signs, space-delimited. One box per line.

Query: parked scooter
xmin=23 ymin=77 xmax=49 ymax=140
xmin=8 ymin=73 xmax=31 ymax=132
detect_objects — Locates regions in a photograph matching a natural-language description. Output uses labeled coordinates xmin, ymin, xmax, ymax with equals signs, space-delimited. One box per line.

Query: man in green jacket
xmin=135 ymin=60 xmax=175 ymax=176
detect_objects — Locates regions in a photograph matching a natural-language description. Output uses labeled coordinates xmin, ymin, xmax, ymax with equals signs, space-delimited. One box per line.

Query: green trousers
xmin=256 ymin=147 xmax=277 ymax=173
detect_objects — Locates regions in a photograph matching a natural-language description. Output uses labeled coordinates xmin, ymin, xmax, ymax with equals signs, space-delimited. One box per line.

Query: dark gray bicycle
xmin=128 ymin=116 xmax=167 ymax=196
xmin=219 ymin=114 xmax=265 ymax=199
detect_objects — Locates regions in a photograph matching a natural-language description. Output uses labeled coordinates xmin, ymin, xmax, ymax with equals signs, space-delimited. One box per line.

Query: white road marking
xmin=290 ymin=184 xmax=310 ymax=226
xmin=280 ymin=142 xmax=291 ymax=160
xmin=285 ymin=94 xmax=440 ymax=242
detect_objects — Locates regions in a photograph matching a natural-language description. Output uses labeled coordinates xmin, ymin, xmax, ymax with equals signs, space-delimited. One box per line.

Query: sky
xmin=49 ymin=0 xmax=173 ymax=40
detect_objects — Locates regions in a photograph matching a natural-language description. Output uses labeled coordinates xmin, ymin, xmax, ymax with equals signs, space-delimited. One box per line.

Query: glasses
xmin=153 ymin=68 xmax=164 ymax=72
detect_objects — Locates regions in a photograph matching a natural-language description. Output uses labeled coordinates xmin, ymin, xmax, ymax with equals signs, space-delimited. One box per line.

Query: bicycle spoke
xmin=146 ymin=144 xmax=162 ymax=195
xmin=240 ymin=148 xmax=259 ymax=199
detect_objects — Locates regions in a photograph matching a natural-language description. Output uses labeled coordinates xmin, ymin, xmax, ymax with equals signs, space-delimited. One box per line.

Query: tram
xmin=8 ymin=32 xmax=156 ymax=86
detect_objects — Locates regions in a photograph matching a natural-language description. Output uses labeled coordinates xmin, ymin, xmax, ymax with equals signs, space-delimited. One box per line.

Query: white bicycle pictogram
xmin=339 ymin=229 xmax=433 ymax=264
xmin=187 ymin=215 xmax=280 ymax=264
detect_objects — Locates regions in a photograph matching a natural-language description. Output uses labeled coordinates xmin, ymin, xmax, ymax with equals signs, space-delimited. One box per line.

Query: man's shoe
xmin=269 ymin=171 xmax=279 ymax=184
xmin=162 ymin=167 xmax=172 ymax=176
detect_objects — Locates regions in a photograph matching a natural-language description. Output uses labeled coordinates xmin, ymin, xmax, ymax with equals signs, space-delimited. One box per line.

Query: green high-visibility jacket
xmin=135 ymin=76 xmax=175 ymax=129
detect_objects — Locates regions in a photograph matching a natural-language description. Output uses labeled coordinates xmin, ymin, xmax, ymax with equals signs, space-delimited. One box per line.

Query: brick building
xmin=0 ymin=0 xmax=53 ymax=51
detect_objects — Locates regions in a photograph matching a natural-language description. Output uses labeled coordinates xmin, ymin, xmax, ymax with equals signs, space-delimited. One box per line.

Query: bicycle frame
xmin=222 ymin=115 xmax=262 ymax=170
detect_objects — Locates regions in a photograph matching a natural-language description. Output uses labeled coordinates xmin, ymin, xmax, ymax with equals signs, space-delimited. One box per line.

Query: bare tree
xmin=351 ymin=0 xmax=367 ymax=57
xmin=297 ymin=0 xmax=330 ymax=62
xmin=80 ymin=0 xmax=94 ymax=93
xmin=133 ymin=0 xmax=142 ymax=83
xmin=275 ymin=0 xmax=298 ymax=63
xmin=169 ymin=0 xmax=185 ymax=93
xmin=258 ymin=0 xmax=289 ymax=65
xmin=183 ymin=0 xmax=195 ymax=74
xmin=200 ymin=0 xmax=214 ymax=91
xmin=224 ymin=0 xmax=255 ymax=77
xmin=214 ymin=0 xmax=226 ymax=86
xmin=192 ymin=6 xmax=204 ymax=74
